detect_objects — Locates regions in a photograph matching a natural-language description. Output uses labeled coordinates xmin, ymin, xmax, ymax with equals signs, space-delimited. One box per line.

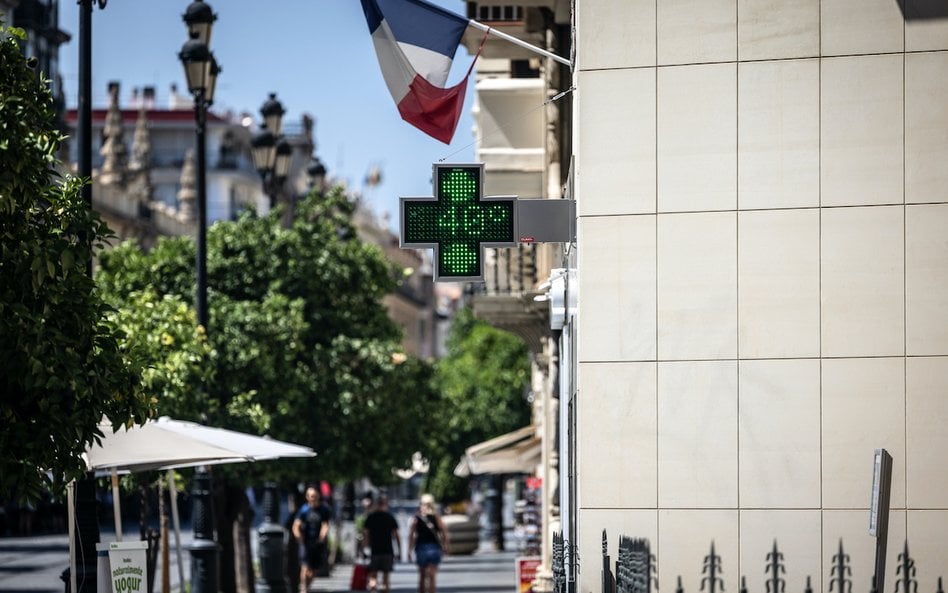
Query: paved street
xmin=0 ymin=533 xmax=72 ymax=593
xmin=309 ymin=549 xmax=518 ymax=593
xmin=0 ymin=531 xmax=520 ymax=593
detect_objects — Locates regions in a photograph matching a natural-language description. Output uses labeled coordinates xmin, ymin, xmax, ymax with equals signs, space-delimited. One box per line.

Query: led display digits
xmin=401 ymin=164 xmax=516 ymax=281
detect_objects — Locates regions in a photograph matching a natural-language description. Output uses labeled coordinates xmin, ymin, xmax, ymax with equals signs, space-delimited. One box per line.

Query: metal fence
xmin=554 ymin=531 xmax=567 ymax=593
xmin=591 ymin=531 xmax=944 ymax=593
xmin=554 ymin=531 xmax=580 ymax=593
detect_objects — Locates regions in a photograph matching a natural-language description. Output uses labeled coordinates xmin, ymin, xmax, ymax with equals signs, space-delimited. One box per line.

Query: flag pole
xmin=466 ymin=19 xmax=571 ymax=67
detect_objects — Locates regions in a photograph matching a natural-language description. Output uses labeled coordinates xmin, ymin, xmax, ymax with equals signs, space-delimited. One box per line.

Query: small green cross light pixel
xmin=400 ymin=164 xmax=516 ymax=282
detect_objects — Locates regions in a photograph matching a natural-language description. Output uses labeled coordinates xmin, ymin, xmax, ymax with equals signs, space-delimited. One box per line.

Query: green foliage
xmin=104 ymin=290 xmax=214 ymax=420
xmin=96 ymin=187 xmax=440 ymax=485
xmin=426 ymin=308 xmax=531 ymax=502
xmin=0 ymin=23 xmax=150 ymax=502
xmin=97 ymin=237 xmax=196 ymax=300
xmin=311 ymin=336 xmax=438 ymax=480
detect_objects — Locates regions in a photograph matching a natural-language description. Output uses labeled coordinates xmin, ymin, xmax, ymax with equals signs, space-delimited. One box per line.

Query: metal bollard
xmin=255 ymin=483 xmax=287 ymax=593
xmin=189 ymin=468 xmax=220 ymax=593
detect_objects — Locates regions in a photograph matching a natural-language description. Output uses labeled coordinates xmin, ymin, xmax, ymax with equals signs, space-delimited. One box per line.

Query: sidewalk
xmin=309 ymin=547 xmax=519 ymax=593
xmin=0 ymin=531 xmax=519 ymax=593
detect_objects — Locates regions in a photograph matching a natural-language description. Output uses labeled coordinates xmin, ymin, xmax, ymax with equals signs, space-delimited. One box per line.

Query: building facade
xmin=63 ymin=82 xmax=284 ymax=250
xmin=569 ymin=0 xmax=948 ymax=591
xmin=4 ymin=0 xmax=70 ymax=145
xmin=459 ymin=2 xmax=572 ymax=591
xmin=3 ymin=0 xmax=69 ymax=117
xmin=353 ymin=204 xmax=440 ymax=359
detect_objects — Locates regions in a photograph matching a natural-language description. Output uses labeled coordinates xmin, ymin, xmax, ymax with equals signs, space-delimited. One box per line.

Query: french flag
xmin=361 ymin=0 xmax=477 ymax=144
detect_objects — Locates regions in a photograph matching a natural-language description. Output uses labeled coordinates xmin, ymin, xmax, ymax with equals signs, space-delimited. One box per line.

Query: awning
xmin=454 ymin=425 xmax=540 ymax=477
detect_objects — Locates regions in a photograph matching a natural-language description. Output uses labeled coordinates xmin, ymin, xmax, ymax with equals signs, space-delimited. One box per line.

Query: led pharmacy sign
xmin=400 ymin=164 xmax=517 ymax=282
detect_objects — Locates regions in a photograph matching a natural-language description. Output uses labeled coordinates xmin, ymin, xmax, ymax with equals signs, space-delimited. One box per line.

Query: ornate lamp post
xmin=250 ymin=94 xmax=294 ymax=209
xmin=178 ymin=0 xmax=219 ymax=333
xmin=178 ymin=4 xmax=221 ymax=593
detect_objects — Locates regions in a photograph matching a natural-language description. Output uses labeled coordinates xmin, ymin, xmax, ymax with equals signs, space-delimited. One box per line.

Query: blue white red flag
xmin=361 ymin=0 xmax=478 ymax=144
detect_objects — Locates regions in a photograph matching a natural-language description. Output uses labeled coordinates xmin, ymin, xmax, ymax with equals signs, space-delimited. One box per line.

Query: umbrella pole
xmin=67 ymin=480 xmax=77 ymax=593
xmin=111 ymin=469 xmax=122 ymax=541
xmin=167 ymin=469 xmax=186 ymax=590
xmin=160 ymin=474 xmax=170 ymax=593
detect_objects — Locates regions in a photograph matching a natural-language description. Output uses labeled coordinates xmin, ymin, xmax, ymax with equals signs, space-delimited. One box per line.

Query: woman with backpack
xmin=407 ymin=494 xmax=450 ymax=593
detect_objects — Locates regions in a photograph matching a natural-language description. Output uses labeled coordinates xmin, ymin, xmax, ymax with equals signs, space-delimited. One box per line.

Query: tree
xmin=104 ymin=290 xmax=214 ymax=421
xmin=0 ymin=24 xmax=151 ymax=502
xmin=96 ymin=187 xmax=439 ymax=483
xmin=426 ymin=308 xmax=531 ymax=503
xmin=98 ymin=188 xmax=440 ymax=592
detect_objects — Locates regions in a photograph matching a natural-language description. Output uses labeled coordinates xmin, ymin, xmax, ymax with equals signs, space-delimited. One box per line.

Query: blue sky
xmin=57 ymin=0 xmax=476 ymax=230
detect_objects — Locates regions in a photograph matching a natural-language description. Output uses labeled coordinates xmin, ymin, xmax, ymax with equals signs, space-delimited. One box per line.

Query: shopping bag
xmin=350 ymin=561 xmax=368 ymax=591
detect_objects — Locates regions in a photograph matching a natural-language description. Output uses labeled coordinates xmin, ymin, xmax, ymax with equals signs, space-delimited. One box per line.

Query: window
xmin=471 ymin=4 xmax=523 ymax=23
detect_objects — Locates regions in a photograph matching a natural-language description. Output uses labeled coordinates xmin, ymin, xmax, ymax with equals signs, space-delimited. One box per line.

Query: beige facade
xmin=572 ymin=0 xmax=948 ymax=590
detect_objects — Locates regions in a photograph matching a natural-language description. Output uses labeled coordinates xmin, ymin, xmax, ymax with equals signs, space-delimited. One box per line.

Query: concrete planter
xmin=442 ymin=514 xmax=480 ymax=555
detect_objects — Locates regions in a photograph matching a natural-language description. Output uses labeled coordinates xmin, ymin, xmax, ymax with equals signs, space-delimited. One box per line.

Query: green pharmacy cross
xmin=400 ymin=164 xmax=517 ymax=282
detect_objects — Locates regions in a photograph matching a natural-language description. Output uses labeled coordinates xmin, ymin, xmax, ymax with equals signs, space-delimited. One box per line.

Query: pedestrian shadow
xmin=895 ymin=0 xmax=948 ymax=18
xmin=0 ymin=564 xmax=44 ymax=573
xmin=385 ymin=582 xmax=515 ymax=593
xmin=0 ymin=542 xmax=69 ymax=553
xmin=443 ymin=555 xmax=515 ymax=565
xmin=437 ymin=565 xmax=508 ymax=574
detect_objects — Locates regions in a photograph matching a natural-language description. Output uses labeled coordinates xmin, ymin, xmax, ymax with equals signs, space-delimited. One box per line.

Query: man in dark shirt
xmin=363 ymin=494 xmax=401 ymax=593
xmin=292 ymin=485 xmax=331 ymax=593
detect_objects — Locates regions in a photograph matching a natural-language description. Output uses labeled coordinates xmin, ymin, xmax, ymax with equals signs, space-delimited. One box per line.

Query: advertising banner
xmin=516 ymin=556 xmax=541 ymax=593
xmin=106 ymin=540 xmax=148 ymax=593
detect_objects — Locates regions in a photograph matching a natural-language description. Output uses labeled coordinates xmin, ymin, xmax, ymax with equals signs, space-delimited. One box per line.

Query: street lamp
xmin=260 ymin=92 xmax=285 ymax=135
xmin=179 ymin=5 xmax=220 ymax=593
xmin=67 ymin=1 xmax=108 ymax=590
xmin=178 ymin=11 xmax=218 ymax=334
xmin=183 ymin=0 xmax=217 ymax=45
xmin=307 ymin=157 xmax=327 ymax=193
xmin=251 ymin=94 xmax=293 ymax=209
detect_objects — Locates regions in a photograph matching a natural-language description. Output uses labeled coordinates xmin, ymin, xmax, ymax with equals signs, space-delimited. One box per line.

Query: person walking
xmin=354 ymin=492 xmax=375 ymax=560
xmin=408 ymin=494 xmax=449 ymax=593
xmin=362 ymin=494 xmax=401 ymax=593
xmin=292 ymin=485 xmax=331 ymax=593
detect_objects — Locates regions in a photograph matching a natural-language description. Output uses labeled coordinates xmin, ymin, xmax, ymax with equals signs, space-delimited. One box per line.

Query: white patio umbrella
xmin=76 ymin=416 xmax=316 ymax=591
xmin=147 ymin=416 xmax=316 ymax=465
xmin=84 ymin=416 xmax=252 ymax=474
xmin=85 ymin=414 xmax=315 ymax=533
xmin=84 ymin=414 xmax=316 ymax=534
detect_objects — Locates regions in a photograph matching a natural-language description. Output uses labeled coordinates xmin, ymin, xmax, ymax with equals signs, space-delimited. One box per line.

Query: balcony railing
xmin=76 ymin=148 xmax=256 ymax=174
